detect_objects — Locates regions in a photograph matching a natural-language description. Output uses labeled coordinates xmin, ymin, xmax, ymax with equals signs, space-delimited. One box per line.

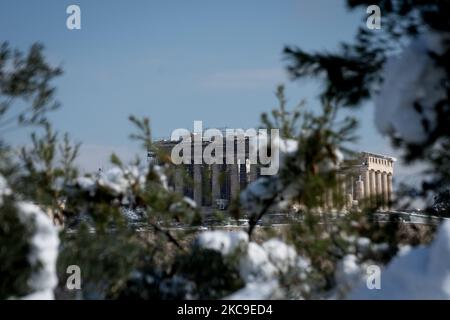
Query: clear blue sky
xmin=0 ymin=0 xmax=417 ymax=181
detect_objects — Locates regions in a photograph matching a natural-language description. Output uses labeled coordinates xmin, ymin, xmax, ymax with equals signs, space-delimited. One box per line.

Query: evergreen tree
xmin=284 ymin=0 xmax=450 ymax=205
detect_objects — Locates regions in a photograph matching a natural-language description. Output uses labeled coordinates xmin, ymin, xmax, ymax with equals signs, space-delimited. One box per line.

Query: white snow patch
xmin=76 ymin=176 xmax=96 ymax=194
xmin=350 ymin=221 xmax=450 ymax=299
xmin=239 ymin=242 xmax=278 ymax=282
xmin=196 ymin=230 xmax=248 ymax=255
xmin=51 ymin=176 xmax=65 ymax=192
xmin=0 ymin=174 xmax=12 ymax=205
xmin=16 ymin=202 xmax=60 ymax=300
xmin=195 ymin=231 xmax=310 ymax=299
xmin=253 ymin=134 xmax=298 ymax=156
xmin=98 ymin=167 xmax=128 ymax=194
xmin=318 ymin=147 xmax=344 ymax=172
xmin=262 ymin=239 xmax=298 ymax=273
xmin=21 ymin=290 xmax=55 ymax=300
xmin=86 ymin=165 xmax=168 ymax=196
xmin=182 ymin=197 xmax=197 ymax=208
xmin=375 ymin=31 xmax=447 ymax=144
xmin=152 ymin=165 xmax=169 ymax=190
xmin=335 ymin=255 xmax=364 ymax=292
xmin=356 ymin=237 xmax=371 ymax=255
xmin=277 ymin=138 xmax=298 ymax=154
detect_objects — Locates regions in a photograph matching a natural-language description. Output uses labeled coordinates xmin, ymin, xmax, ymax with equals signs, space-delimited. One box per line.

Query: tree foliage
xmin=285 ymin=0 xmax=450 ymax=206
xmin=1 ymin=0 xmax=449 ymax=299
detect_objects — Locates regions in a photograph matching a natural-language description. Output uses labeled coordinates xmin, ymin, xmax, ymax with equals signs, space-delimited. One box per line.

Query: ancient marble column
xmin=387 ymin=173 xmax=393 ymax=207
xmin=337 ymin=173 xmax=346 ymax=210
xmin=174 ymin=165 xmax=184 ymax=194
xmin=193 ymin=164 xmax=202 ymax=206
xmin=364 ymin=170 xmax=370 ymax=201
xmin=211 ymin=163 xmax=221 ymax=206
xmin=339 ymin=174 xmax=347 ymax=196
xmin=382 ymin=171 xmax=388 ymax=209
xmin=325 ymin=189 xmax=333 ymax=211
xmin=345 ymin=176 xmax=355 ymax=210
xmin=346 ymin=176 xmax=354 ymax=201
xmin=239 ymin=163 xmax=247 ymax=190
xmin=376 ymin=171 xmax=382 ymax=207
xmin=355 ymin=176 xmax=365 ymax=202
xmin=346 ymin=193 xmax=353 ymax=210
xmin=249 ymin=164 xmax=258 ymax=183
xmin=229 ymin=163 xmax=240 ymax=200
xmin=369 ymin=170 xmax=376 ymax=206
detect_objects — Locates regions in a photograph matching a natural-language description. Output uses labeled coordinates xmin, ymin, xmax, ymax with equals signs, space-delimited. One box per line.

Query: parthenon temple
xmin=340 ymin=152 xmax=395 ymax=211
xmin=153 ymin=136 xmax=395 ymax=211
